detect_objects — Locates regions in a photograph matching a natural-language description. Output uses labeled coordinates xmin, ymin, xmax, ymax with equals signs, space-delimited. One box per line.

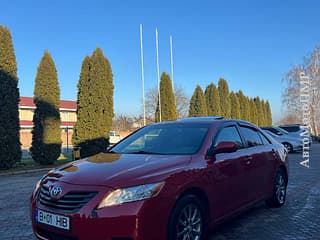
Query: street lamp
xmin=65 ymin=126 xmax=69 ymax=152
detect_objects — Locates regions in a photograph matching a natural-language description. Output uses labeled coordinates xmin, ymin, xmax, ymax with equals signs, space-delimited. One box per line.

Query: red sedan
xmin=31 ymin=117 xmax=288 ymax=240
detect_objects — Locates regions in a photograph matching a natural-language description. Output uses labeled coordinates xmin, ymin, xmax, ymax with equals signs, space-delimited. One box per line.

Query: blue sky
xmin=1 ymin=0 xmax=320 ymax=122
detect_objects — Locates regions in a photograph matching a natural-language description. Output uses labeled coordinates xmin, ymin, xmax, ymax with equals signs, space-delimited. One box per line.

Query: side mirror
xmin=214 ymin=141 xmax=238 ymax=154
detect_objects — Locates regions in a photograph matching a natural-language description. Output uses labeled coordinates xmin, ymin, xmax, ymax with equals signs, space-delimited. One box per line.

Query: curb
xmin=0 ymin=167 xmax=52 ymax=177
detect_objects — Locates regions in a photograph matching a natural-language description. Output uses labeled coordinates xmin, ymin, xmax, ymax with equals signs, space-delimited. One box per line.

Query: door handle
xmin=245 ymin=155 xmax=252 ymax=165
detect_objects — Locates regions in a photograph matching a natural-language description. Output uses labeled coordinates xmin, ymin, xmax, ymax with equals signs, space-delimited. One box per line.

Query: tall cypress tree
xmin=30 ymin=51 xmax=61 ymax=165
xmin=73 ymin=48 xmax=114 ymax=158
xmin=230 ymin=92 xmax=240 ymax=119
xmin=254 ymin=97 xmax=265 ymax=126
xmin=265 ymin=100 xmax=272 ymax=125
xmin=236 ymin=90 xmax=250 ymax=121
xmin=72 ymin=56 xmax=91 ymax=146
xmin=189 ymin=85 xmax=207 ymax=117
xmin=0 ymin=25 xmax=21 ymax=169
xmin=205 ymin=83 xmax=221 ymax=116
xmin=261 ymin=99 xmax=267 ymax=126
xmin=218 ymin=78 xmax=231 ymax=118
xmin=249 ymin=98 xmax=258 ymax=125
xmin=155 ymin=72 xmax=177 ymax=122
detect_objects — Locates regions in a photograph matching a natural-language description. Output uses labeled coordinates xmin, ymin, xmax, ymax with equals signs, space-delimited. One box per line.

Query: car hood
xmin=47 ymin=153 xmax=191 ymax=188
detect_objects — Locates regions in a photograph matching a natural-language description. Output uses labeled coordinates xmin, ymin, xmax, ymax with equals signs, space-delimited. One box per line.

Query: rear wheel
xmin=266 ymin=169 xmax=287 ymax=207
xmin=168 ymin=195 xmax=206 ymax=240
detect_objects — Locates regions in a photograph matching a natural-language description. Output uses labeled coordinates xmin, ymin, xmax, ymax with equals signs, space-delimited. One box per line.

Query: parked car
xmin=262 ymin=130 xmax=303 ymax=153
xmin=262 ymin=126 xmax=290 ymax=136
xmin=261 ymin=126 xmax=304 ymax=144
xmin=109 ymin=130 xmax=121 ymax=145
xmin=278 ymin=124 xmax=312 ymax=144
xmin=31 ymin=117 xmax=288 ymax=240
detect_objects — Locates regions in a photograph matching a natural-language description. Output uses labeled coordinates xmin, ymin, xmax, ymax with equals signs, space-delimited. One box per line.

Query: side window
xmin=239 ymin=126 xmax=263 ymax=147
xmin=258 ymin=132 xmax=271 ymax=145
xmin=214 ymin=126 xmax=243 ymax=149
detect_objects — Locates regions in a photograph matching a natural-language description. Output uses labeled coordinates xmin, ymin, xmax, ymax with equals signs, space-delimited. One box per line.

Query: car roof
xmin=152 ymin=117 xmax=256 ymax=128
xmin=177 ymin=116 xmax=224 ymax=122
xmin=279 ymin=124 xmax=305 ymax=127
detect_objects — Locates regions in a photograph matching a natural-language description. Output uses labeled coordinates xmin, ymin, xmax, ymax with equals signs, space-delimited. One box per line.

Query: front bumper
xmin=31 ymin=181 xmax=172 ymax=240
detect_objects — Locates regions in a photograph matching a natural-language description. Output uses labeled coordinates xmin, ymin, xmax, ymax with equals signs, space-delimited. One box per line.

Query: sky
xmin=1 ymin=0 xmax=320 ymax=122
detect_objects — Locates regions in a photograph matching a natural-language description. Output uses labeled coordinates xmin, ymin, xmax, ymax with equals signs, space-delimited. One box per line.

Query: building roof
xmin=19 ymin=96 xmax=77 ymax=110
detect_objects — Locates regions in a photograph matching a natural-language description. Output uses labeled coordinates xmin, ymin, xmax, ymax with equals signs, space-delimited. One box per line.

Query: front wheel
xmin=283 ymin=142 xmax=293 ymax=153
xmin=168 ymin=195 xmax=206 ymax=240
xmin=266 ymin=169 xmax=287 ymax=207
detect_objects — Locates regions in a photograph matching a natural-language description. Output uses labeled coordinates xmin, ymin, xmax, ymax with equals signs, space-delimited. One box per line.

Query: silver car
xmin=263 ymin=130 xmax=303 ymax=153
xmin=278 ymin=124 xmax=312 ymax=144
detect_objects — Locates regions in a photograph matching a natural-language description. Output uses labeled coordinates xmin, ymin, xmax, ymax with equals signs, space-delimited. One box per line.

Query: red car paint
xmin=31 ymin=118 xmax=288 ymax=240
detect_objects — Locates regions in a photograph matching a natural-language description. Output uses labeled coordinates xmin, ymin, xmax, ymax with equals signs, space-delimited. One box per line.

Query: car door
xmin=207 ymin=124 xmax=250 ymax=219
xmin=237 ymin=124 xmax=274 ymax=202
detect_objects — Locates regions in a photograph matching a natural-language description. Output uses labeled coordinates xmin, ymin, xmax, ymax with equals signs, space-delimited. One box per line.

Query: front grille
xmin=38 ymin=185 xmax=97 ymax=213
xmin=37 ymin=228 xmax=78 ymax=240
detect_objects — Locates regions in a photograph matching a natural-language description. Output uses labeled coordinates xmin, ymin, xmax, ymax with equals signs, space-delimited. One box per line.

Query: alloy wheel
xmin=176 ymin=203 xmax=202 ymax=240
xmin=275 ymin=173 xmax=286 ymax=204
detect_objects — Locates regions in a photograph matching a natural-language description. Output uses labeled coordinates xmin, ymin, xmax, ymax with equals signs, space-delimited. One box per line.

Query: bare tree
xmin=112 ymin=114 xmax=134 ymax=131
xmin=145 ymin=85 xmax=189 ymax=119
xmin=282 ymin=46 xmax=320 ymax=135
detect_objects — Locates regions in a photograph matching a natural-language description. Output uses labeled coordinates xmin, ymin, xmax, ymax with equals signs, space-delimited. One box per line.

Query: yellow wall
xmin=60 ymin=111 xmax=77 ymax=122
xmin=19 ymin=109 xmax=34 ymax=121
xmin=19 ymin=108 xmax=77 ymax=122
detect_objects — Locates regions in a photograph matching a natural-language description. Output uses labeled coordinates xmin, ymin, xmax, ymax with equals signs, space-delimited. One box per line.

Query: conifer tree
xmin=250 ymin=98 xmax=258 ymax=125
xmin=254 ymin=97 xmax=265 ymax=126
xmin=205 ymin=83 xmax=221 ymax=116
xmin=189 ymin=85 xmax=207 ymax=117
xmin=30 ymin=51 xmax=61 ymax=164
xmin=265 ymin=100 xmax=272 ymax=125
xmin=218 ymin=78 xmax=231 ymax=118
xmin=155 ymin=72 xmax=177 ymax=122
xmin=230 ymin=92 xmax=240 ymax=119
xmin=73 ymin=48 xmax=114 ymax=158
xmin=0 ymin=25 xmax=21 ymax=169
xmin=236 ymin=90 xmax=250 ymax=121
xmin=72 ymin=56 xmax=91 ymax=146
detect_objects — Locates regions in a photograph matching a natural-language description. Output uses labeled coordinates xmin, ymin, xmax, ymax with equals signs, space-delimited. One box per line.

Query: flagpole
xmin=170 ymin=35 xmax=174 ymax=92
xmin=156 ymin=28 xmax=162 ymax=122
xmin=140 ymin=24 xmax=146 ymax=126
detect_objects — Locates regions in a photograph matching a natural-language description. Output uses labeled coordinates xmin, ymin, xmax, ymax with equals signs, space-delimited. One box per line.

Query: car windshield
xmin=110 ymin=123 xmax=211 ymax=155
xmin=274 ymin=127 xmax=289 ymax=134
xmin=263 ymin=130 xmax=278 ymax=138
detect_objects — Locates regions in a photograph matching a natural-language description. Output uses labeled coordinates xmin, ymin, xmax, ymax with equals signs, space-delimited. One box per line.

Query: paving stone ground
xmin=0 ymin=145 xmax=319 ymax=240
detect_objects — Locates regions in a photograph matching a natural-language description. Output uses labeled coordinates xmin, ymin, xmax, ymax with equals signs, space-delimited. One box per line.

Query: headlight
xmin=97 ymin=182 xmax=165 ymax=209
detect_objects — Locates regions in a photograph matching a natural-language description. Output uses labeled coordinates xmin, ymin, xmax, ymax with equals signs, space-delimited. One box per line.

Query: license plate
xmin=35 ymin=209 xmax=70 ymax=231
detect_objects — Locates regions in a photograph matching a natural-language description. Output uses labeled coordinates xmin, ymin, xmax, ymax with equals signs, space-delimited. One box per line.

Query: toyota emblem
xmin=50 ymin=186 xmax=62 ymax=199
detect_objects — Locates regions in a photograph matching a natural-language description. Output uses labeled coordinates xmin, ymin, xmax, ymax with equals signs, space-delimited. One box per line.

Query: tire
xmin=266 ymin=169 xmax=287 ymax=208
xmin=283 ymin=142 xmax=293 ymax=153
xmin=168 ymin=194 xmax=207 ymax=240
